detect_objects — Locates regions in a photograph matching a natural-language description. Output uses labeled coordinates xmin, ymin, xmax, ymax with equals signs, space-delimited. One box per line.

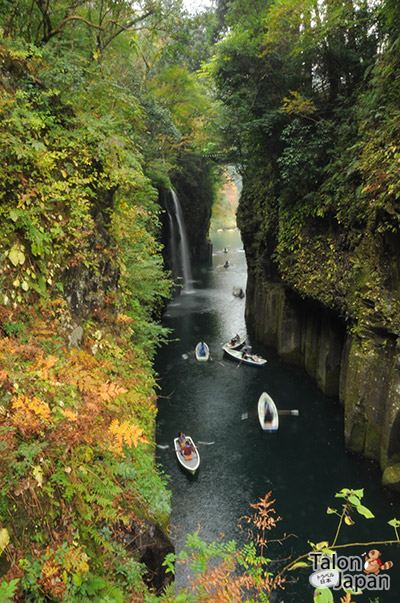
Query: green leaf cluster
xmin=0 ymin=3 xmax=222 ymax=600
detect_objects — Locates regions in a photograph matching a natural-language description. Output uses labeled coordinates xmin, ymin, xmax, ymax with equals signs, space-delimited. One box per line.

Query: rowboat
xmin=258 ymin=392 xmax=279 ymax=432
xmin=222 ymin=344 xmax=267 ymax=366
xmin=174 ymin=436 xmax=200 ymax=474
xmin=224 ymin=335 xmax=246 ymax=351
xmin=195 ymin=342 xmax=210 ymax=361
xmin=232 ymin=286 xmax=245 ymax=298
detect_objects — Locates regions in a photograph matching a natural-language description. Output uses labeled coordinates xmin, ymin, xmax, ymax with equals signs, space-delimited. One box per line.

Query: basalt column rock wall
xmin=245 ymin=276 xmax=345 ymax=398
xmin=245 ymin=272 xmax=400 ymax=492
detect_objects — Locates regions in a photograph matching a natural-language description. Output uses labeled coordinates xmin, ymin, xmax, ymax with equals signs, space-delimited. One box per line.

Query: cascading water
xmin=167 ymin=189 xmax=192 ymax=292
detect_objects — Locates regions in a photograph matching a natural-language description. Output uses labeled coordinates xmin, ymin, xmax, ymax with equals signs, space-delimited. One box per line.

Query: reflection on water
xmin=156 ymin=230 xmax=400 ymax=601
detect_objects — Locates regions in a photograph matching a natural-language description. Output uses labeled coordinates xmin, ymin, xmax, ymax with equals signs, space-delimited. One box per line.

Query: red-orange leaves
xmin=29 ymin=354 xmax=58 ymax=381
xmin=99 ymin=381 xmax=128 ymax=402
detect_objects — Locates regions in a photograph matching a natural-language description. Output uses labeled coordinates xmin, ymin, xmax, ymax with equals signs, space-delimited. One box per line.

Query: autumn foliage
xmin=0 ymin=297 xmax=171 ymax=600
xmin=161 ymin=493 xmax=285 ymax=603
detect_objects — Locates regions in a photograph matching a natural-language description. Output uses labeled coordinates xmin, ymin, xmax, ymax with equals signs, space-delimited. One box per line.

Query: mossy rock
xmin=382 ymin=464 xmax=400 ymax=492
xmin=364 ymin=421 xmax=382 ymax=460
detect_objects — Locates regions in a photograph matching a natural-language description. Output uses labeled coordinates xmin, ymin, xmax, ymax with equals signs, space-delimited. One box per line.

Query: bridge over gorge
xmin=202 ymin=149 xmax=238 ymax=164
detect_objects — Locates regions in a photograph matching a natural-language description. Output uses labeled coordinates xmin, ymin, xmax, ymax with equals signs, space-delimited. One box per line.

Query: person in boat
xmin=242 ymin=350 xmax=249 ymax=360
xmin=223 ymin=247 xmax=228 ymax=253
xmin=198 ymin=342 xmax=206 ymax=357
xmin=224 ymin=261 xmax=229 ymax=268
xmin=231 ymin=333 xmax=240 ymax=345
xmin=264 ymin=404 xmax=274 ymax=423
xmin=182 ymin=439 xmax=195 ymax=457
xmin=178 ymin=432 xmax=186 ymax=448
xmin=239 ymin=288 xmax=244 ymax=298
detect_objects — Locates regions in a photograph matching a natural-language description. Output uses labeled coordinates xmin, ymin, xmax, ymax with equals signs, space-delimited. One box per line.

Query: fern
xmin=108 ymin=419 xmax=148 ymax=456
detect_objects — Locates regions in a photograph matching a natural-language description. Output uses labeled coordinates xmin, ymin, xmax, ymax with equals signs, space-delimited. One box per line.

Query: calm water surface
xmin=155 ymin=230 xmax=400 ymax=602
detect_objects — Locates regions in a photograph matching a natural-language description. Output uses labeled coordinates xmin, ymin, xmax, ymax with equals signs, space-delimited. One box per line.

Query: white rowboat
xmin=195 ymin=342 xmax=210 ymax=361
xmin=222 ymin=344 xmax=267 ymax=366
xmin=258 ymin=392 xmax=279 ymax=432
xmin=174 ymin=436 xmax=200 ymax=474
xmin=224 ymin=335 xmax=246 ymax=351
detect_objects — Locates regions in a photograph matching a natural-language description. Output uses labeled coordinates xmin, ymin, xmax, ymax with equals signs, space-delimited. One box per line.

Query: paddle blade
xmin=197 ymin=441 xmax=215 ymax=445
xmin=277 ymin=409 xmax=300 ymax=416
xmin=156 ymin=444 xmax=170 ymax=450
xmin=241 ymin=413 xmax=249 ymax=420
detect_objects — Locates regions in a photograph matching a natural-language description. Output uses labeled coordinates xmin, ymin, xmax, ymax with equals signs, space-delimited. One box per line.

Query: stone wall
xmin=245 ymin=273 xmax=400 ymax=492
xmin=246 ymin=276 xmax=344 ymax=397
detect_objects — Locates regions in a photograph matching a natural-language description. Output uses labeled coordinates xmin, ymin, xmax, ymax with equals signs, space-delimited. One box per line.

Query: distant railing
xmin=202 ymin=149 xmax=238 ymax=163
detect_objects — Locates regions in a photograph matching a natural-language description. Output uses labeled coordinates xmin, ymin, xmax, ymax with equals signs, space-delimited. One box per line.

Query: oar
xmin=156 ymin=441 xmax=215 ymax=450
xmin=241 ymin=411 xmax=255 ymax=420
xmin=241 ymin=409 xmax=299 ymax=420
xmin=279 ymin=409 xmax=299 ymax=416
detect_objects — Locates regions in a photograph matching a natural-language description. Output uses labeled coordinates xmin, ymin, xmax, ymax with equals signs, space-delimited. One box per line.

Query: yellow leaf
xmin=288 ymin=561 xmax=309 ymax=570
xmin=0 ymin=528 xmax=10 ymax=554
xmin=108 ymin=419 xmax=148 ymax=456
xmin=9 ymin=244 xmax=25 ymax=266
xmin=32 ymin=465 xmax=43 ymax=487
xmin=61 ymin=408 xmax=78 ymax=422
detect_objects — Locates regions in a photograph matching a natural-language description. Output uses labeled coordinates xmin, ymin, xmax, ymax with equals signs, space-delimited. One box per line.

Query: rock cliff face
xmin=239 ymin=177 xmax=400 ymax=493
xmin=245 ymin=278 xmax=344 ymax=397
xmin=245 ymin=271 xmax=400 ymax=492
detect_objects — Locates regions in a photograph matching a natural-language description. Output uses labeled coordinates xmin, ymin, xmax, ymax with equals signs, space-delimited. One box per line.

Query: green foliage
xmin=214 ymin=0 xmax=400 ymax=339
xmin=0 ymin=5 xmax=211 ymax=598
xmin=334 ymin=487 xmax=375 ymax=520
xmin=0 ymin=579 xmax=19 ymax=602
xmin=278 ymin=118 xmax=333 ymax=196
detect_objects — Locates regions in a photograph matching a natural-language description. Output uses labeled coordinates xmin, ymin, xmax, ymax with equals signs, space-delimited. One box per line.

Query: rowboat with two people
xmin=174 ymin=435 xmax=200 ymax=474
xmin=222 ymin=344 xmax=267 ymax=367
xmin=195 ymin=341 xmax=210 ymax=361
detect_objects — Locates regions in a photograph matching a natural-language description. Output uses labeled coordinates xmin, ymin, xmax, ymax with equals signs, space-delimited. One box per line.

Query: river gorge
xmin=156 ymin=229 xmax=400 ymax=602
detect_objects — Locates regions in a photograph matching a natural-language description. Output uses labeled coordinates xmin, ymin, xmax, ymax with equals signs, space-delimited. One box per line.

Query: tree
xmin=1 ymin=0 xmax=161 ymax=50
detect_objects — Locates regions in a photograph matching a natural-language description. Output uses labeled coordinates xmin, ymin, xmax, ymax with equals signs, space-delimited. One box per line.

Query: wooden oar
xmin=156 ymin=441 xmax=215 ymax=450
xmin=278 ymin=410 xmax=299 ymax=416
xmin=241 ymin=409 xmax=299 ymax=420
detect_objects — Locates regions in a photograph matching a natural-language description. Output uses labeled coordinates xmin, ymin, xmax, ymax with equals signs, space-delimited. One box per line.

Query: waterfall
xmin=167 ymin=189 xmax=192 ymax=292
